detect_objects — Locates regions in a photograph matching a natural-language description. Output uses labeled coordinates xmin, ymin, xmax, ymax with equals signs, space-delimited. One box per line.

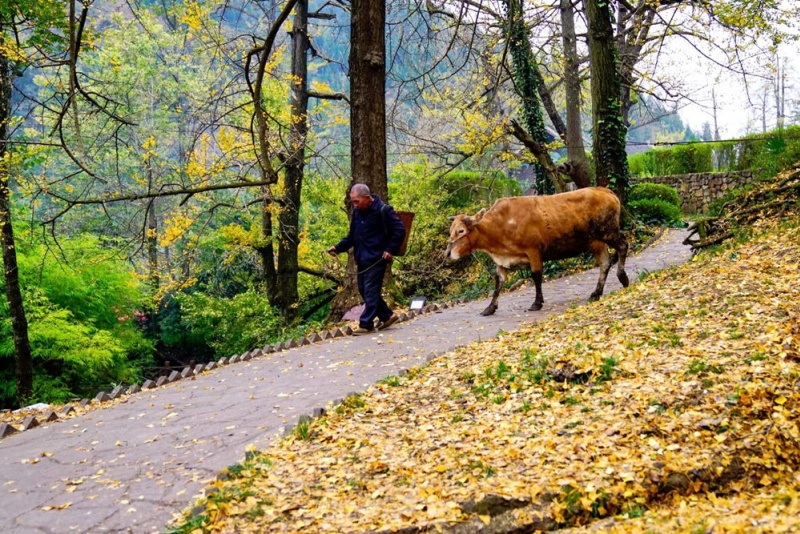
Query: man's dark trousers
xmin=357 ymin=260 xmax=392 ymax=330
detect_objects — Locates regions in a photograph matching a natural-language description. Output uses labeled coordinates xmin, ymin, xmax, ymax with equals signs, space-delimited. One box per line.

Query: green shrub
xmin=0 ymin=231 xmax=153 ymax=407
xmin=0 ymin=288 xmax=146 ymax=407
xmin=629 ymin=183 xmax=681 ymax=207
xmin=629 ymin=198 xmax=682 ymax=225
xmin=176 ymin=290 xmax=283 ymax=357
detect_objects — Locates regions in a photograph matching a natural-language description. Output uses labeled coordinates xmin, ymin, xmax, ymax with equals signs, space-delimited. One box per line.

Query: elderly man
xmin=328 ymin=183 xmax=406 ymax=335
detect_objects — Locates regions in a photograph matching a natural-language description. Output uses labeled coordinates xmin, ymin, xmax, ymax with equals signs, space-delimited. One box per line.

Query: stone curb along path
xmin=0 ymin=229 xmax=692 ymax=534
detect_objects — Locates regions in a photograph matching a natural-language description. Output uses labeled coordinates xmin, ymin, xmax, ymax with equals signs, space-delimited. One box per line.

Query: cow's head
xmin=445 ymin=209 xmax=486 ymax=260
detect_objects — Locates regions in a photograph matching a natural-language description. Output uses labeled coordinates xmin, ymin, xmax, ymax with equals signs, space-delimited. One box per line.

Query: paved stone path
xmin=0 ymin=229 xmax=692 ymax=533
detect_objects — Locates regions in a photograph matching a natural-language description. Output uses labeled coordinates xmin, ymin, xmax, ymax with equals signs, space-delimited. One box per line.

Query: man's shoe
xmin=377 ymin=314 xmax=399 ymax=331
xmin=352 ymin=327 xmax=374 ymax=336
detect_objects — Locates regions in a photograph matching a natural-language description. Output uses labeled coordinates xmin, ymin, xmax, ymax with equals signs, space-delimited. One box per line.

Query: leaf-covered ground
xmin=173 ymin=212 xmax=800 ymax=533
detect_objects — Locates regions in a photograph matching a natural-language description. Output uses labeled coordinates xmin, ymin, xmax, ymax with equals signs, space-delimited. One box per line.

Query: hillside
xmin=173 ymin=204 xmax=800 ymax=532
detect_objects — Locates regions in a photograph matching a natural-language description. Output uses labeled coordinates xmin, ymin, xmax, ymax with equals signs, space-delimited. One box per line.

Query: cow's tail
xmin=610 ymin=250 xmax=619 ymax=266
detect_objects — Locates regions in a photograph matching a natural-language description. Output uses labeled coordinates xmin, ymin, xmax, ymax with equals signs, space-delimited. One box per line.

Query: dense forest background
xmin=1 ymin=0 xmax=797 ymax=408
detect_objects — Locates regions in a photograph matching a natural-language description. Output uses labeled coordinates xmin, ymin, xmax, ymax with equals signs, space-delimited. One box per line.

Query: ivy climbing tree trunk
xmin=0 ymin=39 xmax=33 ymax=405
xmin=328 ymin=0 xmax=389 ymax=321
xmin=503 ymin=0 xmax=566 ymax=195
xmin=585 ymin=0 xmax=629 ymax=205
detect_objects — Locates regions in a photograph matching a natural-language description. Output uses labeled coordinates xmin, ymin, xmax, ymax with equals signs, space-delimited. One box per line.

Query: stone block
xmin=399 ymin=312 xmax=408 ymax=321
xmin=79 ymin=399 xmax=91 ymax=408
xmin=168 ymin=370 xmax=181 ymax=382
xmin=142 ymin=379 xmax=156 ymax=390
xmin=217 ymin=357 xmax=228 ymax=365
xmin=308 ymin=332 xmax=322 ymax=343
xmin=193 ymin=364 xmax=205 ymax=374
xmin=95 ymin=391 xmax=112 ymax=403
xmin=61 ymin=405 xmax=77 ymax=416
xmin=331 ymin=328 xmax=344 ymax=338
xmin=298 ymin=414 xmax=312 ymax=425
xmin=181 ymin=367 xmax=194 ymax=379
xmin=321 ymin=330 xmax=333 ymax=340
xmin=228 ymin=355 xmax=240 ymax=364
xmin=312 ymin=407 xmax=326 ymax=418
xmin=343 ymin=325 xmax=353 ymax=335
xmin=21 ymin=416 xmax=40 ymax=431
xmin=155 ymin=376 xmax=168 ymax=387
xmin=205 ymin=362 xmax=216 ymax=371
xmin=0 ymin=423 xmax=18 ymax=438
xmin=240 ymin=352 xmax=252 ymax=362
xmin=298 ymin=337 xmax=310 ymax=346
xmin=127 ymin=384 xmax=141 ymax=395
xmin=43 ymin=411 xmax=59 ymax=422
xmin=286 ymin=339 xmax=298 ymax=349
xmin=272 ymin=342 xmax=284 ymax=352
xmin=110 ymin=385 xmax=125 ymax=399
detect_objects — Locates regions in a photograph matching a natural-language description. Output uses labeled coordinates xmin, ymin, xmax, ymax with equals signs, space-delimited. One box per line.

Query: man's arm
xmin=329 ymin=214 xmax=356 ymax=254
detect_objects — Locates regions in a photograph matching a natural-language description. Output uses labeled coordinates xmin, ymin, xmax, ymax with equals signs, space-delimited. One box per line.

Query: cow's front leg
xmin=529 ymin=270 xmax=543 ymax=310
xmin=481 ymin=266 xmax=507 ymax=316
xmin=528 ymin=254 xmax=544 ymax=311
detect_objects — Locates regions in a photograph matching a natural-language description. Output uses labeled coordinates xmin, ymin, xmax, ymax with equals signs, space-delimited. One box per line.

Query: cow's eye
xmin=458 ymin=229 xmax=465 ymax=234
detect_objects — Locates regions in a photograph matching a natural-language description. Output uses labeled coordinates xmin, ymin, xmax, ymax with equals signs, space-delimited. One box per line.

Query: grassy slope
xmin=173 ymin=213 xmax=800 ymax=533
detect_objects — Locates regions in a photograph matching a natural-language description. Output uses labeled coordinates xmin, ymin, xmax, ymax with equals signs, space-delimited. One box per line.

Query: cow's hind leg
xmin=528 ymin=254 xmax=544 ymax=311
xmin=481 ymin=265 xmax=507 ymax=316
xmin=589 ymin=241 xmax=613 ymax=301
xmin=613 ymin=234 xmax=629 ymax=288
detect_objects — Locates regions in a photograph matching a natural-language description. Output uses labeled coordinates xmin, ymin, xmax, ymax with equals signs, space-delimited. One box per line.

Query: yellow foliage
xmin=180 ymin=2 xmax=208 ymax=32
xmin=160 ymin=214 xmax=194 ymax=247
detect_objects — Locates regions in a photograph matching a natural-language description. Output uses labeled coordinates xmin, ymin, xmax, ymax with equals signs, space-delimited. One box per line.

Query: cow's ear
xmin=474 ymin=208 xmax=487 ymax=222
xmin=448 ymin=215 xmax=456 ymax=221
xmin=463 ymin=216 xmax=475 ymax=230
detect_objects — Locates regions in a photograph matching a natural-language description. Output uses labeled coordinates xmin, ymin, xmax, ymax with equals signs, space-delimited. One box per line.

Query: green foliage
xmin=628 ymin=125 xmax=800 ymax=180
xmin=176 ymin=291 xmax=283 ymax=357
xmin=629 ymin=182 xmax=681 ymax=207
xmin=0 ymin=231 xmax=153 ymax=407
xmin=0 ymin=289 xmax=148 ymax=406
xmin=629 ymin=198 xmax=682 ymax=226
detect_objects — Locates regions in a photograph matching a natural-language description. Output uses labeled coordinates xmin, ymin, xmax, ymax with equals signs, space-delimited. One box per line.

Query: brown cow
xmin=445 ymin=187 xmax=629 ymax=315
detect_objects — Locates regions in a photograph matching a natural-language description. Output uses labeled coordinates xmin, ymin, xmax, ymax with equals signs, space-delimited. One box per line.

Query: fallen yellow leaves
xmin=172 ymin=212 xmax=800 ymax=533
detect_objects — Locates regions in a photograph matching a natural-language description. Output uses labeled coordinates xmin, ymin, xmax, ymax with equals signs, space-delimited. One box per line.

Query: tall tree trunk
xmin=503 ymin=0 xmax=566 ymax=195
xmin=146 ymin=191 xmax=159 ymax=292
xmin=328 ymin=0 xmax=388 ymax=321
xmin=260 ymin=191 xmax=277 ymax=300
xmin=274 ymin=0 xmax=310 ymax=321
xmin=586 ymin=0 xmax=629 ymax=205
xmin=560 ymin=0 xmax=592 ymax=188
xmin=0 ymin=43 xmax=33 ymax=406
xmin=349 ymin=0 xmax=388 ymax=198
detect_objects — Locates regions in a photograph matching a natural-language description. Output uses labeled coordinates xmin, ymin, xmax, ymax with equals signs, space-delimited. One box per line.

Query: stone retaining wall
xmin=632 ymin=171 xmax=753 ymax=213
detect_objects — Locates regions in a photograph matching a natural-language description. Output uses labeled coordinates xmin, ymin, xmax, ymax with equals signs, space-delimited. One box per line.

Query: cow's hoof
xmin=588 ymin=293 xmax=601 ymax=302
xmin=619 ymin=272 xmax=630 ymax=287
xmin=480 ymin=305 xmax=497 ymax=316
xmin=528 ymin=302 xmax=543 ymax=311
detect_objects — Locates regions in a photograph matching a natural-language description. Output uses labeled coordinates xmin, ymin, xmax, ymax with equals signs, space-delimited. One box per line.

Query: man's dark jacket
xmin=333 ymin=195 xmax=406 ymax=266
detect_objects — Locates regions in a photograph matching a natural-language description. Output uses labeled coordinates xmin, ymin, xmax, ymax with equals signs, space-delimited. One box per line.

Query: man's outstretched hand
xmin=382 ymin=251 xmax=394 ymax=262
xmin=327 ymin=246 xmax=338 ymax=256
